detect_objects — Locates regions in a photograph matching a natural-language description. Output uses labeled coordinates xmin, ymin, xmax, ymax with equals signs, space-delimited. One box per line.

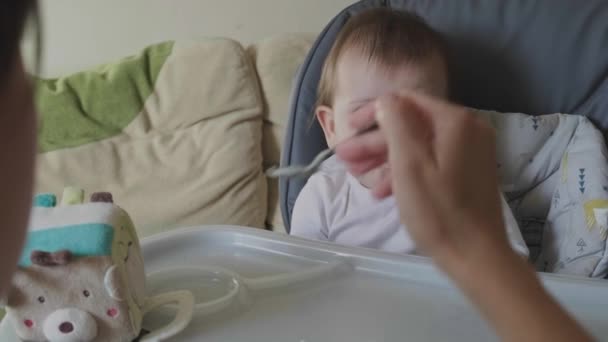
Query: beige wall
xmin=39 ymin=0 xmax=355 ymax=76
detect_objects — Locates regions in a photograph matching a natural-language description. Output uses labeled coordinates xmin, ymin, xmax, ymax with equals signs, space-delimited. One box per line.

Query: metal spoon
xmin=266 ymin=122 xmax=379 ymax=179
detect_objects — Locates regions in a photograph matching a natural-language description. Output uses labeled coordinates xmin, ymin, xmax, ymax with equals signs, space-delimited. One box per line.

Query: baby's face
xmin=319 ymin=51 xmax=448 ymax=188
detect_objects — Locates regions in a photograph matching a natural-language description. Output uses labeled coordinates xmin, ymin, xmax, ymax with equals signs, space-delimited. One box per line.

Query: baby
xmin=291 ymin=8 xmax=529 ymax=257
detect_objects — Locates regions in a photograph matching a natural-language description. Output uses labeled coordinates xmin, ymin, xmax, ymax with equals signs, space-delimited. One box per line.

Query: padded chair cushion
xmin=280 ymin=0 xmax=608 ymax=232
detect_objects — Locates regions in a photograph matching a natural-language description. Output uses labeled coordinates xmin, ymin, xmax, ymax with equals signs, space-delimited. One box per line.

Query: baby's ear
xmin=316 ymin=105 xmax=337 ymax=147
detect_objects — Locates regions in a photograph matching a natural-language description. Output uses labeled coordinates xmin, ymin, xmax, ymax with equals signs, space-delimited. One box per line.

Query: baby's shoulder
xmin=305 ymin=155 xmax=350 ymax=198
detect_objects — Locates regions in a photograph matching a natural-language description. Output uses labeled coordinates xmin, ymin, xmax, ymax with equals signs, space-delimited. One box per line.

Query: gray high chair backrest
xmin=280 ymin=0 xmax=608 ymax=232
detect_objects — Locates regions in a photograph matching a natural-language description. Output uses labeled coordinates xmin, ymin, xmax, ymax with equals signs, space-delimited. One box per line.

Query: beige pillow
xmin=35 ymin=39 xmax=267 ymax=238
xmin=248 ymin=33 xmax=315 ymax=233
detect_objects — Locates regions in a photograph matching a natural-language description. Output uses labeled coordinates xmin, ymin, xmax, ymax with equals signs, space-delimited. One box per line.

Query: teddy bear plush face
xmin=6 ymin=253 xmax=136 ymax=342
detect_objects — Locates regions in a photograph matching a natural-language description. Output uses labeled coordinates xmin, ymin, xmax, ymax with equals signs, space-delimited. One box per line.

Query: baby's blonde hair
xmin=317 ymin=8 xmax=448 ymax=108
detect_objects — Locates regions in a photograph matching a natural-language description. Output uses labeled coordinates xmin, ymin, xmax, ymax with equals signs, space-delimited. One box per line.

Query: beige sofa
xmin=35 ymin=34 xmax=316 ymax=237
xmin=249 ymin=33 xmax=317 ymax=233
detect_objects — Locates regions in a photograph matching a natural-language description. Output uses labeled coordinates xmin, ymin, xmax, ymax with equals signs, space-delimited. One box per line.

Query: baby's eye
xmin=350 ymin=100 xmax=373 ymax=113
xmin=351 ymin=104 xmax=365 ymax=112
xmin=37 ymin=296 xmax=45 ymax=303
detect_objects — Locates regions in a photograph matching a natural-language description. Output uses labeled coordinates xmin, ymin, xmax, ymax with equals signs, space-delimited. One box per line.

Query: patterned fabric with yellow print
xmin=477 ymin=110 xmax=608 ymax=278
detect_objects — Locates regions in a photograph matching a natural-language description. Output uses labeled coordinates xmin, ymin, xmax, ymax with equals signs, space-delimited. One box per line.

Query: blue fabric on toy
xmin=33 ymin=194 xmax=57 ymax=208
xmin=19 ymin=224 xmax=114 ymax=267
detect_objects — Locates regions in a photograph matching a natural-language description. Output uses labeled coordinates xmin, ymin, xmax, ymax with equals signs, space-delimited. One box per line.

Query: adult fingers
xmin=348 ymin=101 xmax=377 ymax=131
xmin=335 ymin=129 xmax=387 ymax=164
xmin=371 ymin=170 xmax=393 ymax=198
xmin=396 ymin=90 xmax=469 ymax=125
xmin=376 ymin=93 xmax=434 ymax=167
xmin=347 ymin=156 xmax=387 ymax=176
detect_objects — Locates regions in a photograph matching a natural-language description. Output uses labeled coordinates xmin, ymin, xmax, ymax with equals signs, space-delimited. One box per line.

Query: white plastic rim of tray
xmin=140 ymin=226 xmax=608 ymax=342
xmin=145 ymin=259 xmax=349 ymax=318
xmin=2 ymin=225 xmax=608 ymax=342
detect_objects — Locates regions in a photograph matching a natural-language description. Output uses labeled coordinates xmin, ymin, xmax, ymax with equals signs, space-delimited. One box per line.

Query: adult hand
xmin=0 ymin=57 xmax=36 ymax=299
xmin=336 ymin=92 xmax=510 ymax=269
xmin=336 ymin=92 xmax=592 ymax=342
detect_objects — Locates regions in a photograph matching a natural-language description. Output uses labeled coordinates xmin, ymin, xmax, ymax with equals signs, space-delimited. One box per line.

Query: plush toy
xmin=3 ymin=187 xmax=194 ymax=342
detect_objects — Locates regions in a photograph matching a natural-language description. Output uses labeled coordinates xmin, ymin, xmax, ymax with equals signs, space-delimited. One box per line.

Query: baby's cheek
xmin=335 ymin=124 xmax=356 ymax=141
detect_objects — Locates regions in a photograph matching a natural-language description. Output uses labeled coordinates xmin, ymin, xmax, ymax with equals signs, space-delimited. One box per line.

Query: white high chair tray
xmin=2 ymin=225 xmax=608 ymax=341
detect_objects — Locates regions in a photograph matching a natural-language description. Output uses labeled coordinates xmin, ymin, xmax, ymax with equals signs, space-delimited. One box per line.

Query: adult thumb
xmin=375 ymin=94 xmax=433 ymax=165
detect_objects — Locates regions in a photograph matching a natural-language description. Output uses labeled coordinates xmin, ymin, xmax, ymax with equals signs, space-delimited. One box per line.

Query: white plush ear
xmin=0 ymin=293 xmax=8 ymax=307
xmin=3 ymin=272 xmax=25 ymax=307
xmin=0 ymin=284 xmax=10 ymax=307
xmin=104 ymin=265 xmax=125 ymax=301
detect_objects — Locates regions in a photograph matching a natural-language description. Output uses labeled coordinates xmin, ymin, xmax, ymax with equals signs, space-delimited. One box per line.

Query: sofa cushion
xmin=248 ymin=33 xmax=315 ymax=233
xmin=35 ymin=39 xmax=267 ymax=238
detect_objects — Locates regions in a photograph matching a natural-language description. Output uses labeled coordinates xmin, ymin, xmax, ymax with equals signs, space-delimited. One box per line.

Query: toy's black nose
xmin=59 ymin=322 xmax=74 ymax=333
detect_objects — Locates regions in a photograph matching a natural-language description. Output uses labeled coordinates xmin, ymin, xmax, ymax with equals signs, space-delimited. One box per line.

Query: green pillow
xmin=36 ymin=42 xmax=173 ymax=153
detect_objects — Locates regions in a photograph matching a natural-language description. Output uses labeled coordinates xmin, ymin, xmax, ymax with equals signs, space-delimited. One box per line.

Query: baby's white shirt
xmin=291 ymin=155 xmax=529 ymax=256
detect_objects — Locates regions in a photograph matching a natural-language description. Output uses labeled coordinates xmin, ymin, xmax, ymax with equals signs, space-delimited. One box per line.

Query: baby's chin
xmin=355 ymin=167 xmax=387 ymax=189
